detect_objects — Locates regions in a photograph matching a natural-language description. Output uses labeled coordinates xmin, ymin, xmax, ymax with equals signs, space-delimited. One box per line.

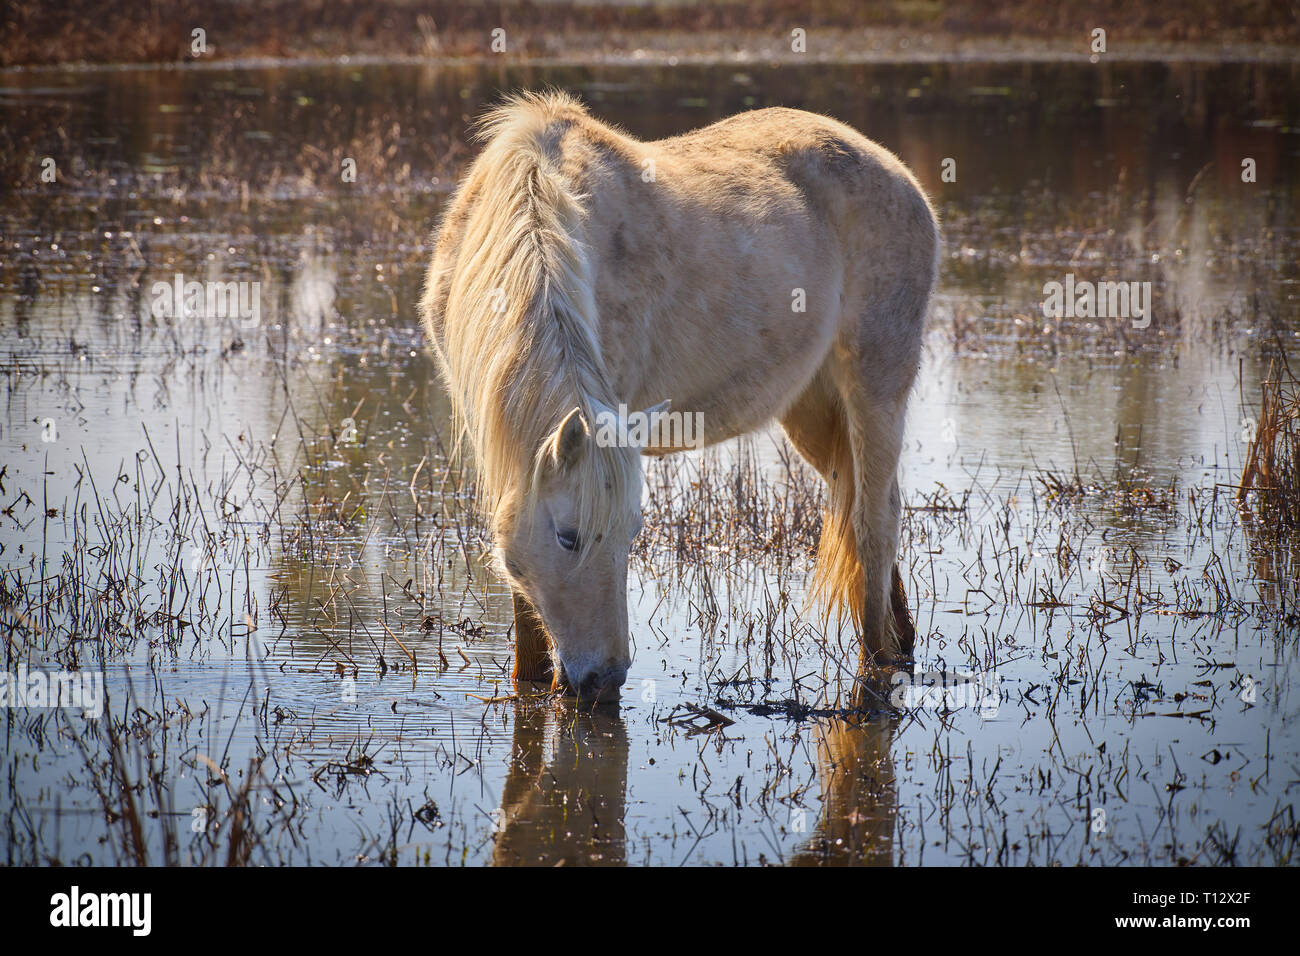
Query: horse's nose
xmin=576 ymin=661 xmax=628 ymax=701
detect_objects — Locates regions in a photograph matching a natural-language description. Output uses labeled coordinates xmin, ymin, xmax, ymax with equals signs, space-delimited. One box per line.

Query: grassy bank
xmin=3 ymin=0 xmax=1298 ymax=69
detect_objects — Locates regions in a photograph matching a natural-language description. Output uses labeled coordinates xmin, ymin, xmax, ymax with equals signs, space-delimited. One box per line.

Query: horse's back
xmin=574 ymin=105 xmax=936 ymax=419
xmin=424 ymin=94 xmax=938 ymax=441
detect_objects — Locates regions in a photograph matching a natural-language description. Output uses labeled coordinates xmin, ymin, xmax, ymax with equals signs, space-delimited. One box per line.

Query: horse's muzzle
xmin=570 ymin=662 xmax=628 ymax=703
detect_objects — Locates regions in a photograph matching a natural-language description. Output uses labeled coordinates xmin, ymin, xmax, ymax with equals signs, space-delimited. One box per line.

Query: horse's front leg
xmin=512 ymin=591 xmax=554 ymax=684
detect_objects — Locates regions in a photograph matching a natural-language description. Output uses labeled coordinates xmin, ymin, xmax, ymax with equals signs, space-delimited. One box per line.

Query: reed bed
xmin=1239 ymin=356 xmax=1300 ymax=531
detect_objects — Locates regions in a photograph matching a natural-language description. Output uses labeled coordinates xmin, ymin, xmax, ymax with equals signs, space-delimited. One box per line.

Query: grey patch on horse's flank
xmin=610 ymin=224 xmax=629 ymax=262
xmin=535 ymin=119 xmax=576 ymax=162
xmin=816 ymin=135 xmax=866 ymax=172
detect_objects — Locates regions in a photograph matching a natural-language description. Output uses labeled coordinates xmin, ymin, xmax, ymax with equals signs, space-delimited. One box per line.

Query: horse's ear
xmin=631 ymin=399 xmax=671 ymax=450
xmin=549 ymin=406 xmax=589 ymax=470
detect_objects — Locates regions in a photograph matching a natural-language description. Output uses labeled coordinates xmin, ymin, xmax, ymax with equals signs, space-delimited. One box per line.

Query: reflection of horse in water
xmin=491 ymin=704 xmax=629 ymax=866
xmin=490 ymin=693 xmax=900 ymax=866
xmin=794 ymin=714 xmax=899 ymax=866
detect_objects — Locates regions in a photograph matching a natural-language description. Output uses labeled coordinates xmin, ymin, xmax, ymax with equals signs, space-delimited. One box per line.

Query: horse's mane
xmin=436 ymin=90 xmax=637 ymax=554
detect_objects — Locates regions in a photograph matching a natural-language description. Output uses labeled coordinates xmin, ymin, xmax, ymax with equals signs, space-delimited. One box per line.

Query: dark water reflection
xmin=493 ymin=706 xmax=629 ymax=866
xmin=1 ymin=57 xmax=1298 ymax=865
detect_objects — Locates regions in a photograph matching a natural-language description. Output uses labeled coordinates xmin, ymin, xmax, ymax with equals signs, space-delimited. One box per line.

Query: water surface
xmin=2 ymin=58 xmax=1298 ymax=865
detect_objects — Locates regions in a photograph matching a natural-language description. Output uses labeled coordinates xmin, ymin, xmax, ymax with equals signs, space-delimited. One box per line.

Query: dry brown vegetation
xmin=1239 ymin=355 xmax=1300 ymax=531
xmin=3 ymin=0 xmax=1297 ymax=68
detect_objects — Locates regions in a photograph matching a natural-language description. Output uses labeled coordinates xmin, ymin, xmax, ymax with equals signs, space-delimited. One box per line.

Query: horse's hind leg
xmin=889 ymin=517 xmax=916 ymax=658
xmin=836 ymin=385 xmax=911 ymax=664
xmin=779 ymin=372 xmax=914 ymax=660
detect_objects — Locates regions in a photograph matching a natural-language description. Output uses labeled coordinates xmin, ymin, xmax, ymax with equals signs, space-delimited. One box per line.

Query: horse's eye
xmin=556 ymin=528 xmax=579 ymax=552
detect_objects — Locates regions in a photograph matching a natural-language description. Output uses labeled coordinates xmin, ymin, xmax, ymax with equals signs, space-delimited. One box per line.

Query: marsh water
xmin=2 ymin=58 xmax=1298 ymax=865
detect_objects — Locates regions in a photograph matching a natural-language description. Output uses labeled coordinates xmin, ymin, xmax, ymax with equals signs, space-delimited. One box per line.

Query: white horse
xmin=421 ymin=91 xmax=939 ymax=700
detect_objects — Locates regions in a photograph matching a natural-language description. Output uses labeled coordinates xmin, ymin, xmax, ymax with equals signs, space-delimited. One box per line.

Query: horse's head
xmin=495 ymin=403 xmax=662 ymax=702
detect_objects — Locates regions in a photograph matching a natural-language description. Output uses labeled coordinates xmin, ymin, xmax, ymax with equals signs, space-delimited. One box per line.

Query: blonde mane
xmin=428 ymin=91 xmax=638 ymax=553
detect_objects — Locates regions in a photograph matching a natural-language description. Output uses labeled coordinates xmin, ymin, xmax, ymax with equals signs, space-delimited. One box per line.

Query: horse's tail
xmin=809 ymin=408 xmax=868 ymax=644
xmin=809 ymin=408 xmax=916 ymax=659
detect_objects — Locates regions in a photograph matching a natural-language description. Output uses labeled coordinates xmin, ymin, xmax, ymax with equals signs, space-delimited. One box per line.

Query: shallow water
xmin=2 ymin=58 xmax=1298 ymax=865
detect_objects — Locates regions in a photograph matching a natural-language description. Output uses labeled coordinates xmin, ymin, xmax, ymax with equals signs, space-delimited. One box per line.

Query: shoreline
xmin=4 ymin=0 xmax=1299 ymax=73
xmin=4 ymin=35 xmax=1298 ymax=77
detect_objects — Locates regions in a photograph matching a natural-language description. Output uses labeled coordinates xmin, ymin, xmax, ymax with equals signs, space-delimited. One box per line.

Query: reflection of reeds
xmin=66 ymin=690 xmax=277 ymax=866
xmin=1238 ymin=357 xmax=1300 ymax=531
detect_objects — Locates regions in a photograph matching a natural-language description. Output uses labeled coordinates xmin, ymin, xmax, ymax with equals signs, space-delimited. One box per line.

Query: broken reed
xmin=1238 ymin=357 xmax=1300 ymax=531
